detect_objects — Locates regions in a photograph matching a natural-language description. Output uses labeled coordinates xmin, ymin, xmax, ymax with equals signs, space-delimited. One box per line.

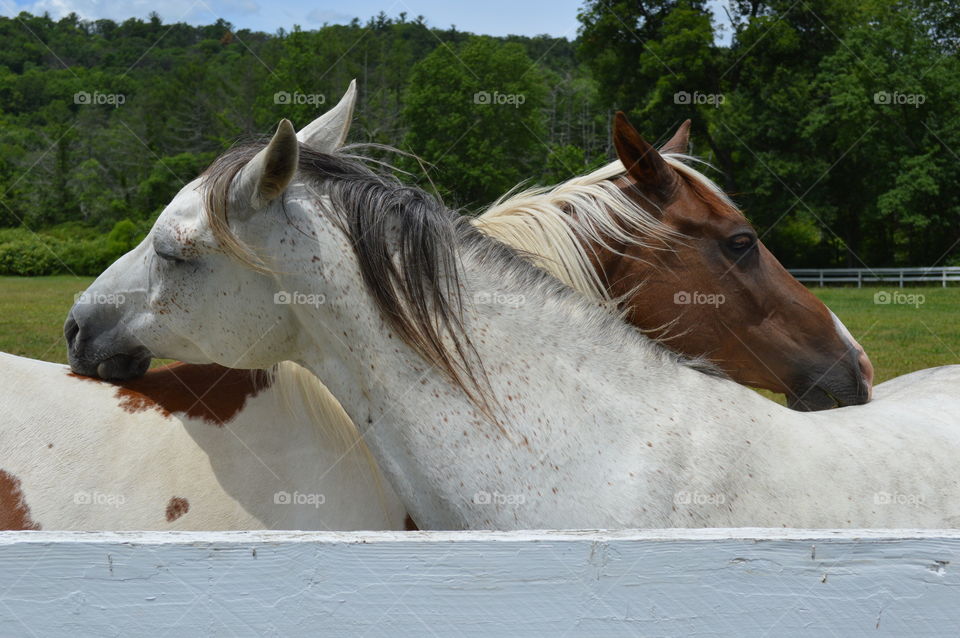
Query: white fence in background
xmin=1 ymin=529 xmax=959 ymax=637
xmin=790 ymin=266 xmax=960 ymax=287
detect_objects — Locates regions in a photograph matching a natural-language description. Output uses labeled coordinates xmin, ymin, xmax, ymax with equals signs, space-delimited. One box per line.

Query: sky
xmin=2 ymin=0 xmax=733 ymax=41
xmin=4 ymin=0 xmax=584 ymax=37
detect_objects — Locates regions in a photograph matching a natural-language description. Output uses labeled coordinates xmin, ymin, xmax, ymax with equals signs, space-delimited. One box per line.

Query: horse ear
xmin=613 ymin=111 xmax=678 ymax=203
xmin=296 ymin=79 xmax=357 ymax=152
xmin=660 ymin=119 xmax=691 ymax=155
xmin=234 ymin=119 xmax=299 ymax=211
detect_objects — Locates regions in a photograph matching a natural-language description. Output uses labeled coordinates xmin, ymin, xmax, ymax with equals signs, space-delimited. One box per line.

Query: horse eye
xmin=155 ymin=249 xmax=185 ymax=265
xmin=727 ymin=234 xmax=756 ymax=252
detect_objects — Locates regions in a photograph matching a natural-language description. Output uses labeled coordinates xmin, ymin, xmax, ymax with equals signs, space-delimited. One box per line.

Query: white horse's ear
xmin=296 ymin=79 xmax=357 ymax=152
xmin=234 ymin=119 xmax=299 ymax=211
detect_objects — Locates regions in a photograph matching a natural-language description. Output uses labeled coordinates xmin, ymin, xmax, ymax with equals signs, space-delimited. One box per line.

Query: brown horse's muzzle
xmin=785 ymin=345 xmax=872 ymax=411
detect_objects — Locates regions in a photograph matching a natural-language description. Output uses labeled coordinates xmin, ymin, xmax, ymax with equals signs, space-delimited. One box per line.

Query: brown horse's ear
xmin=660 ymin=119 xmax=691 ymax=155
xmin=613 ymin=111 xmax=678 ymax=203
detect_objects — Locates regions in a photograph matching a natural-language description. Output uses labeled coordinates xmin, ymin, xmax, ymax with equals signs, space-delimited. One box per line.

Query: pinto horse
xmin=475 ymin=114 xmax=872 ymax=410
xmin=0 ymin=352 xmax=407 ymax=530
xmin=65 ymin=98 xmax=960 ymax=530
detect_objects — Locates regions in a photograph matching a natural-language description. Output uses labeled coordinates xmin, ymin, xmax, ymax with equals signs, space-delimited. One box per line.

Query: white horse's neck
xmin=279 ymin=193 xmax=799 ymax=529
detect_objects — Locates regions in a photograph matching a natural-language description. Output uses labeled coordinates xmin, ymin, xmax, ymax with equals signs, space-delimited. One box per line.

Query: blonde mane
xmin=270 ymin=361 xmax=397 ymax=524
xmin=473 ymin=155 xmax=725 ymax=301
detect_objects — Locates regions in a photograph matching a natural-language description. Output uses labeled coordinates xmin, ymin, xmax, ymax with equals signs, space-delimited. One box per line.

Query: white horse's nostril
xmin=64 ymin=315 xmax=80 ymax=350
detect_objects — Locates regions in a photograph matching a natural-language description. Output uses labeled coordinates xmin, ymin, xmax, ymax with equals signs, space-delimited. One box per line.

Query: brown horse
xmin=476 ymin=113 xmax=872 ymax=411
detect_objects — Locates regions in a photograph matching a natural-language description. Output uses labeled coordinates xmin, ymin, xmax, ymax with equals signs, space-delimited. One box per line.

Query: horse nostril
xmin=64 ymin=315 xmax=80 ymax=350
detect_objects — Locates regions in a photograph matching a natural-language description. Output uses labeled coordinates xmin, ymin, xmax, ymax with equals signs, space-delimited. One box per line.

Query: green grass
xmin=0 ymin=275 xmax=93 ymax=364
xmin=1 ymin=278 xmax=957 ymax=387
xmin=811 ymin=286 xmax=960 ymax=384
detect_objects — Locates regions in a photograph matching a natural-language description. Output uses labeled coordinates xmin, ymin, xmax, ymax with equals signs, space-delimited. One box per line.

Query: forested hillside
xmin=0 ymin=0 xmax=957 ymax=275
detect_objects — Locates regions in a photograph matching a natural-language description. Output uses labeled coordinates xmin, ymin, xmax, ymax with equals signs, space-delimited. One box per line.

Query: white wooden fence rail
xmin=1 ymin=529 xmax=958 ymax=637
xmin=789 ymin=266 xmax=960 ymax=287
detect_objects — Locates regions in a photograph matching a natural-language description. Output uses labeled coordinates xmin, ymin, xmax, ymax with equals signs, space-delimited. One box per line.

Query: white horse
xmin=0 ymin=352 xmax=407 ymax=530
xmin=64 ymin=90 xmax=960 ymax=530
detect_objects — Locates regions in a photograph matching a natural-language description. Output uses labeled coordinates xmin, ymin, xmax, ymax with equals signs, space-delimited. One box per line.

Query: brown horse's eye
xmin=727 ymin=233 xmax=756 ymax=253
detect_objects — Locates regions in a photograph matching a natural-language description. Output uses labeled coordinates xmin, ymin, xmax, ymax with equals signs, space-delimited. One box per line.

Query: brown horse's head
xmin=591 ymin=112 xmax=872 ymax=410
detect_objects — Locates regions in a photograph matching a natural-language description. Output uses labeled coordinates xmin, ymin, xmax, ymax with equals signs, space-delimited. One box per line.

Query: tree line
xmin=0 ymin=1 xmax=956 ymax=275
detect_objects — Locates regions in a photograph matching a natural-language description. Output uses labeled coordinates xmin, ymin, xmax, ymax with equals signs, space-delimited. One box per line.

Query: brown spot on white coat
xmin=165 ymin=496 xmax=190 ymax=522
xmin=0 ymin=470 xmax=40 ymax=530
xmin=72 ymin=363 xmax=272 ymax=426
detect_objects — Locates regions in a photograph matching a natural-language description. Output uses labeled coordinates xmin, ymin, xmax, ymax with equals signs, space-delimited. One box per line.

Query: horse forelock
xmin=201 ymin=145 xmax=270 ymax=272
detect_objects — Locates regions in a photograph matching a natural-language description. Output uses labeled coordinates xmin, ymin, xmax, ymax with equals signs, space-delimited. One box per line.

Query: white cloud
xmin=7 ymin=0 xmax=254 ymax=24
xmin=305 ymin=8 xmax=353 ymax=25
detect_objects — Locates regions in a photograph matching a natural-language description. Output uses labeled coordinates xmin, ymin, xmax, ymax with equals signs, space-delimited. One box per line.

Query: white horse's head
xmin=66 ymin=81 xmax=358 ymax=379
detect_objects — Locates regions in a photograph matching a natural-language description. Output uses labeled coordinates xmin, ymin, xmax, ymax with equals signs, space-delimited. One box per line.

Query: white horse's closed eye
xmin=67 ymin=80 xmax=960 ymax=531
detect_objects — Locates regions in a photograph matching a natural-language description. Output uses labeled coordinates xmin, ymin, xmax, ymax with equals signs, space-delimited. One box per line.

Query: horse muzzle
xmin=786 ymin=347 xmax=872 ymax=411
xmin=64 ymin=312 xmax=152 ymax=381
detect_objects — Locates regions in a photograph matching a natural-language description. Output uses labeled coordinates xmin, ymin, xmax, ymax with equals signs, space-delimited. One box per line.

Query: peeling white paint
xmin=0 ymin=529 xmax=958 ymax=636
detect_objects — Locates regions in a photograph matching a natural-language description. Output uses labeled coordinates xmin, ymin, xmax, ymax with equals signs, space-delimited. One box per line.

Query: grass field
xmin=0 ymin=275 xmax=92 ymax=364
xmin=811 ymin=286 xmax=960 ymax=383
xmin=1 ymin=276 xmax=957 ymax=389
